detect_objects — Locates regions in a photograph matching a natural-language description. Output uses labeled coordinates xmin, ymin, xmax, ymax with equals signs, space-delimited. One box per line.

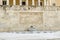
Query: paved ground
xmin=0 ymin=31 xmax=60 ymax=40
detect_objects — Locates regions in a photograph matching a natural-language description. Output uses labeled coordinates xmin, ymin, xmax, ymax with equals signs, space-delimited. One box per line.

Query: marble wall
xmin=0 ymin=8 xmax=60 ymax=32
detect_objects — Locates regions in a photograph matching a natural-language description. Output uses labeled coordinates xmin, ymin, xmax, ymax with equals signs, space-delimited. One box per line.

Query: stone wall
xmin=0 ymin=7 xmax=60 ymax=32
xmin=0 ymin=10 xmax=43 ymax=32
xmin=19 ymin=12 xmax=43 ymax=31
xmin=43 ymin=11 xmax=60 ymax=31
